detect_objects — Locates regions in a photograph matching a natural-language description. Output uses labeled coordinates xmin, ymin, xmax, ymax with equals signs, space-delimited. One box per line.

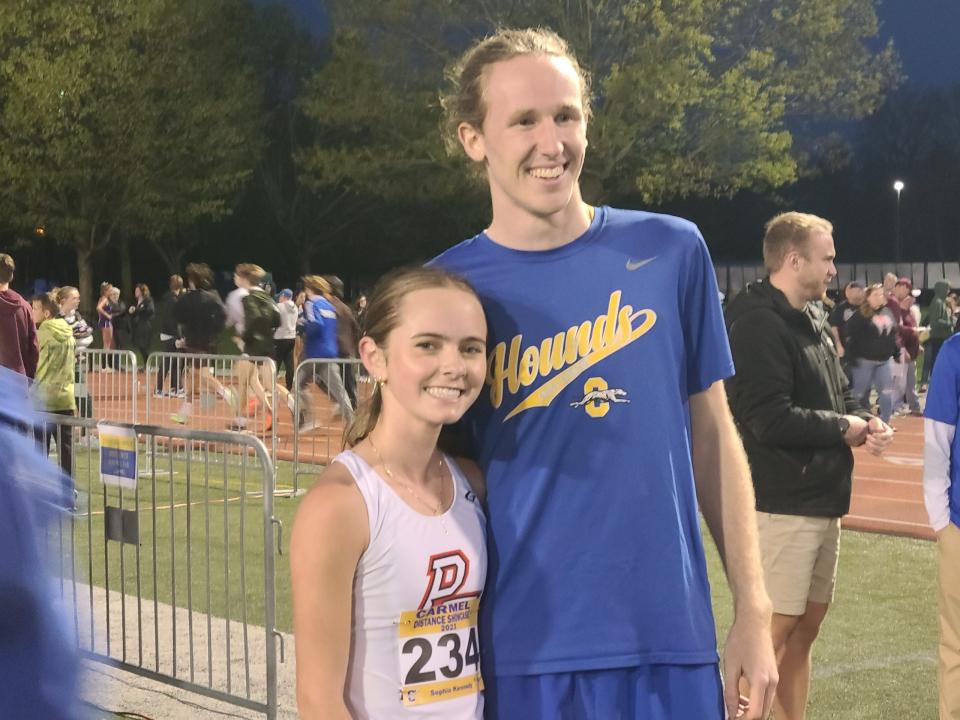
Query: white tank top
xmin=334 ymin=449 xmax=487 ymax=719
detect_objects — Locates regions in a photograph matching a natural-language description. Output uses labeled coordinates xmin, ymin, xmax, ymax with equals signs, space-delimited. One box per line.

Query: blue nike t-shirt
xmin=923 ymin=333 xmax=960 ymax=528
xmin=431 ymin=206 xmax=734 ymax=677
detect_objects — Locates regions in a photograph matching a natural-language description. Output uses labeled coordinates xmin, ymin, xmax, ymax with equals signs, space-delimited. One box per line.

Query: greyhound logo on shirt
xmin=570 ymin=387 xmax=630 ymax=408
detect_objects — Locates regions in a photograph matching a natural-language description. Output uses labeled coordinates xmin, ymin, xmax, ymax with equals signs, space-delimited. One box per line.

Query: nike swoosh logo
xmin=626 ymin=256 xmax=657 ymax=271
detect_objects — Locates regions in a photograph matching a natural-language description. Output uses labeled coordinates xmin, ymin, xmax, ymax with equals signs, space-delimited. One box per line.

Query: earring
xmin=376 ymin=376 xmax=387 ymax=388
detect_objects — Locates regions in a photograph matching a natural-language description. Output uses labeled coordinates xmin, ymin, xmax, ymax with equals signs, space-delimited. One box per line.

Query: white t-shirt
xmin=225 ymin=287 xmax=248 ymax=335
xmin=333 ymin=449 xmax=486 ymax=719
xmin=274 ymin=300 xmax=298 ymax=340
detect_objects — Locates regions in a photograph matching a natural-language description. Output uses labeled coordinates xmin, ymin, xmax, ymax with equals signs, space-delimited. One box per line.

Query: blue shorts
xmin=484 ymin=664 xmax=724 ymax=720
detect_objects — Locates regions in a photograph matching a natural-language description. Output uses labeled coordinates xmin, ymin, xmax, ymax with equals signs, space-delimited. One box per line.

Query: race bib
xmin=397 ymin=596 xmax=483 ymax=707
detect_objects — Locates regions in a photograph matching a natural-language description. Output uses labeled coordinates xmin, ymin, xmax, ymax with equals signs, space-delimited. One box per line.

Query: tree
xmin=0 ymin=1 xmax=262 ymax=308
xmin=292 ymin=29 xmax=474 ymax=270
xmin=318 ymin=0 xmax=900 ymax=205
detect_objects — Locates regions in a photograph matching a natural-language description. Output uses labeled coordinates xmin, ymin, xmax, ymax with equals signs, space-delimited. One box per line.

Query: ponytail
xmin=343 ymin=379 xmax=383 ymax=447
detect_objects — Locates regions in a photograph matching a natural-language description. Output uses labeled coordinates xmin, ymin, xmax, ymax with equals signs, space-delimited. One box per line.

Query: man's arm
xmin=830 ymin=325 xmax=845 ymax=358
xmin=728 ymin=313 xmax=861 ymax=447
xmin=923 ymin=418 xmax=954 ymax=534
xmin=690 ymin=380 xmax=777 ymax=720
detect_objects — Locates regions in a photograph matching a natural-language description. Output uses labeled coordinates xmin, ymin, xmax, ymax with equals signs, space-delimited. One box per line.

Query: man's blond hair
xmin=763 ymin=212 xmax=833 ymax=273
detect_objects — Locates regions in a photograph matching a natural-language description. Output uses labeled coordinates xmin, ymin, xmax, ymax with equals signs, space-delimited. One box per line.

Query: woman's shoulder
xmin=298 ymin=460 xmax=365 ymax=522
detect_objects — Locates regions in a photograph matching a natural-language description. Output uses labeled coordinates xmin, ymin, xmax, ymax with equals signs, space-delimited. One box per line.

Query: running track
xmin=83 ymin=371 xmax=933 ymax=540
xmin=847 ymin=414 xmax=932 ymax=541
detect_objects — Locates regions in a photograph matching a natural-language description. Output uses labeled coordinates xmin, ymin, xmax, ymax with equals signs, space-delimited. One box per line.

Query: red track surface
xmin=847 ymin=414 xmax=932 ymax=540
xmin=83 ymin=370 xmax=933 ymax=539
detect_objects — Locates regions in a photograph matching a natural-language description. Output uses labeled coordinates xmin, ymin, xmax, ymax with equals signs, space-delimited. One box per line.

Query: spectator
xmin=273 ymin=289 xmax=298 ymax=391
xmin=828 ymin=281 xmax=864 ymax=374
xmin=725 ymin=212 xmax=893 ymax=720
xmin=922 ymin=334 xmax=960 ymax=719
xmin=893 ymin=280 xmax=922 ymax=416
xmin=0 ymin=253 xmax=38 ymax=379
xmin=355 ymin=293 xmax=368 ymax=329
xmin=95 ymin=282 xmax=115 ymax=364
xmin=56 ymin=287 xmax=94 ymax=428
xmin=155 ymin=275 xmax=184 ymax=398
xmin=922 ymin=280 xmax=953 ymax=389
xmin=106 ymin=286 xmax=128 ymax=354
xmin=846 ymin=284 xmax=898 ymax=423
xmin=127 ymin=283 xmax=155 ymax=367
xmin=30 ymin=292 xmax=75 ymax=477
xmin=323 ymin=275 xmax=361 ymax=406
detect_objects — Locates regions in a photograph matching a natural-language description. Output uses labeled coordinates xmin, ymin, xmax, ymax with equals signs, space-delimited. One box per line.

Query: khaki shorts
xmin=755 ymin=512 xmax=841 ymax=616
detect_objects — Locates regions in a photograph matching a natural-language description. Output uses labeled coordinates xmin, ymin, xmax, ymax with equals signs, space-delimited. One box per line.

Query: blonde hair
xmin=344 ymin=267 xmax=480 ymax=447
xmin=55 ymin=286 xmax=79 ymax=306
xmin=440 ymin=28 xmax=592 ymax=161
xmin=763 ymin=212 xmax=834 ymax=273
xmin=235 ymin=263 xmax=265 ymax=284
xmin=302 ymin=275 xmax=332 ymax=296
xmin=0 ymin=253 xmax=14 ymax=284
xmin=859 ymin=283 xmax=885 ymax=318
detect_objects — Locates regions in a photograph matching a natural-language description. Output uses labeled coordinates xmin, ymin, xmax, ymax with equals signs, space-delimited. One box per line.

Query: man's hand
xmin=864 ymin=417 xmax=894 ymax=456
xmin=231 ymin=335 xmax=243 ymax=349
xmin=836 ymin=343 xmax=845 ymax=358
xmin=723 ymin=606 xmax=778 ymax=719
xmin=842 ymin=415 xmax=869 ymax=447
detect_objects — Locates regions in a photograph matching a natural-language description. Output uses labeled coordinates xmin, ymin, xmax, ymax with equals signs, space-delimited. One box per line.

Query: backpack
xmin=196 ymin=291 xmax=227 ymax=341
xmin=242 ymin=289 xmax=281 ymax=346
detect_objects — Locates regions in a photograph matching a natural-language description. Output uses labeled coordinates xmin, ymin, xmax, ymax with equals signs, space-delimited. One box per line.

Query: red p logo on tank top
xmin=418 ymin=550 xmax=478 ymax=610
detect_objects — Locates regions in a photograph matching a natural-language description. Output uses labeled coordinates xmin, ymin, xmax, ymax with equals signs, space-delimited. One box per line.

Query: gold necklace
xmin=367 ymin=435 xmax=449 ymax=523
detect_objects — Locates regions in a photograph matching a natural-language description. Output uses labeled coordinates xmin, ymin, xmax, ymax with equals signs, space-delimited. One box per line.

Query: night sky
xmin=271 ymin=0 xmax=960 ymax=87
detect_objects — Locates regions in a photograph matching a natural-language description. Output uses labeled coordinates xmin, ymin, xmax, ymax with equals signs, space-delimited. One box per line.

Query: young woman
xmin=56 ymin=286 xmax=94 ymax=427
xmin=291 ymin=267 xmax=488 ymax=720
xmin=96 ymin=282 xmax=114 ymax=364
xmin=31 ymin=292 xmax=76 ymax=476
xmin=846 ymin=283 xmax=898 ymax=422
xmin=128 ymin=283 xmax=155 ymax=366
xmin=297 ymin=275 xmax=354 ymax=425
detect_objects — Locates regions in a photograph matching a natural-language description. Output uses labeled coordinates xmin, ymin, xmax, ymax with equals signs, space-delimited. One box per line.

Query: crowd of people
xmin=2 ymin=25 xmax=960 ymax=720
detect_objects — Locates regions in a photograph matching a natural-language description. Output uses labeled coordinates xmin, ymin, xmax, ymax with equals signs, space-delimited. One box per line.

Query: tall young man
xmin=724 ymin=213 xmax=894 ymax=720
xmin=432 ymin=28 xmax=777 ymax=720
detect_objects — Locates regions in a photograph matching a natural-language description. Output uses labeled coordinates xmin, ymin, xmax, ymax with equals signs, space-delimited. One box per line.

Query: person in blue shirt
xmin=430 ymin=27 xmax=778 ymax=720
xmin=922 ymin=334 xmax=960 ymax=718
xmin=298 ymin=275 xmax=354 ymax=426
xmin=0 ymin=367 xmax=80 ymax=719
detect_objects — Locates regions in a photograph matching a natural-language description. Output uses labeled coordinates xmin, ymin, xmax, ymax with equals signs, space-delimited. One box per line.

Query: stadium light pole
xmin=893 ymin=180 xmax=905 ymax=264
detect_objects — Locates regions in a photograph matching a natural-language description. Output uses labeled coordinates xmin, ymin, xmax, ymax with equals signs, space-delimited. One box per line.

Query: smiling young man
xmin=431 ymin=28 xmax=778 ymax=720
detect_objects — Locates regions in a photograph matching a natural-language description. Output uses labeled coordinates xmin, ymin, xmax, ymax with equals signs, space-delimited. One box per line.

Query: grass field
xmin=60 ymin=447 xmax=939 ymax=719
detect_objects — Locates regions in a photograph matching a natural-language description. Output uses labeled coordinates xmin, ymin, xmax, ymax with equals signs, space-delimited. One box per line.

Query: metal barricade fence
xmin=291 ymin=358 xmax=370 ymax=494
xmin=145 ymin=351 xmax=281 ymax=467
xmin=76 ymin=348 xmax=139 ymax=425
xmin=36 ymin=413 xmax=282 ymax=719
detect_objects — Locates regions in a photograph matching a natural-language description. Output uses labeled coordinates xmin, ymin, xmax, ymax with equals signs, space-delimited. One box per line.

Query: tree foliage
xmin=317 ymin=0 xmax=901 ymax=204
xmin=0 ymin=1 xmax=262 ymax=305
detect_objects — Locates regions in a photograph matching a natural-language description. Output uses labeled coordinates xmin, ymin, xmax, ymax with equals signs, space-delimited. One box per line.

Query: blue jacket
xmin=301 ymin=297 xmax=339 ymax=359
xmin=0 ymin=368 xmax=80 ymax=718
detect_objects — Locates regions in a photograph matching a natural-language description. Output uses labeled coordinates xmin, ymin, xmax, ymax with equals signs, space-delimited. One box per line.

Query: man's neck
xmin=485 ymin=196 xmax=593 ymax=252
xmin=767 ymin=272 xmax=809 ymax=311
xmin=0 ymin=282 xmax=8 ymax=293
